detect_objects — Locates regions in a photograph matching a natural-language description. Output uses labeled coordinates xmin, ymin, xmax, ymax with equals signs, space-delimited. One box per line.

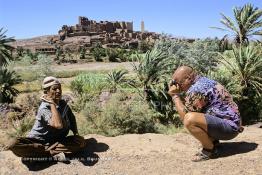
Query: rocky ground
xmin=0 ymin=125 xmax=261 ymax=175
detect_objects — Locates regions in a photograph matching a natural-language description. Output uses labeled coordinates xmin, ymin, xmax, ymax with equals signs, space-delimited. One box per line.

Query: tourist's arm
xmin=172 ymin=95 xmax=187 ymax=121
xmin=168 ymin=85 xmax=187 ymax=122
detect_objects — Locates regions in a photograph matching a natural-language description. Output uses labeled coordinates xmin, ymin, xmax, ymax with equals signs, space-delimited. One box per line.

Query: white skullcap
xmin=42 ymin=76 xmax=60 ymax=89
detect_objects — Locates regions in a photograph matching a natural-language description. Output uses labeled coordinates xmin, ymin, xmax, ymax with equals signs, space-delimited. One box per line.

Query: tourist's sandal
xmin=195 ymin=140 xmax=220 ymax=156
xmin=192 ymin=147 xmax=218 ymax=162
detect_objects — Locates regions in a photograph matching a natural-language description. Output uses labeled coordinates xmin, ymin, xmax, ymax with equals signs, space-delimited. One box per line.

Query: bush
xmin=24 ymin=49 xmax=39 ymax=62
xmin=145 ymin=83 xmax=182 ymax=126
xmin=106 ymin=48 xmax=121 ymax=62
xmin=70 ymin=73 xmax=107 ymax=96
xmin=16 ymin=55 xmax=32 ymax=66
xmin=155 ymin=123 xmax=184 ymax=135
xmin=138 ymin=40 xmax=153 ymax=53
xmin=15 ymin=92 xmax=40 ymax=114
xmin=90 ymin=44 xmax=106 ymax=62
xmin=0 ymin=93 xmax=41 ymax=137
xmin=80 ymin=92 xmax=157 ymax=136
xmin=102 ymin=93 xmax=156 ymax=135
xmin=218 ymin=45 xmax=262 ymax=124
xmin=70 ymin=73 xmax=107 ymax=111
xmin=8 ymin=115 xmax=35 ymax=137
xmin=77 ymin=100 xmax=104 ymax=135
xmin=106 ymin=69 xmax=129 ymax=92
xmin=35 ymin=54 xmax=53 ymax=79
xmin=154 ymin=37 xmax=220 ymax=74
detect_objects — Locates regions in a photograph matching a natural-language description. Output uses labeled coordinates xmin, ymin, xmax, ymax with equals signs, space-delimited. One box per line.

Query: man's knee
xmin=183 ymin=112 xmax=197 ymax=129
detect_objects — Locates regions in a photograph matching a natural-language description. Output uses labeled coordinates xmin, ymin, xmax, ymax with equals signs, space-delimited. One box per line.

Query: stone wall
xmin=59 ymin=16 xmax=134 ymax=38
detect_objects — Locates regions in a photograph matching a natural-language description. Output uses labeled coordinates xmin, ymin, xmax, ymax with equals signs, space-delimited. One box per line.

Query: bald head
xmin=172 ymin=66 xmax=193 ymax=80
xmin=172 ymin=66 xmax=197 ymax=91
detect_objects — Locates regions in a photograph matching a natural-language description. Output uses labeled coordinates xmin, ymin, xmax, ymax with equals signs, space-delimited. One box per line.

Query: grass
xmin=155 ymin=123 xmax=185 ymax=135
xmin=53 ymin=70 xmax=110 ymax=79
xmin=14 ymin=68 xmax=113 ymax=93
xmin=77 ymin=110 xmax=185 ymax=136
xmin=17 ymin=71 xmax=38 ymax=82
xmin=13 ymin=81 xmax=41 ymax=93
xmin=17 ymin=69 xmax=112 ymax=82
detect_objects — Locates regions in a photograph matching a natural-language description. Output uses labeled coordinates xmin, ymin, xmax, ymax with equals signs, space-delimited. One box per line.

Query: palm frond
xmin=212 ymin=4 xmax=262 ymax=44
xmin=219 ymin=44 xmax=262 ymax=95
xmin=0 ymin=68 xmax=21 ymax=103
xmin=0 ymin=28 xmax=15 ymax=67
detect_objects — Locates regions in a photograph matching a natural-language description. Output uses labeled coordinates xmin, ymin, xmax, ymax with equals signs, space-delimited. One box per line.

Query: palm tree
xmin=219 ymin=44 xmax=262 ymax=124
xmin=91 ymin=47 xmax=105 ymax=62
xmin=132 ymin=49 xmax=173 ymax=90
xmin=132 ymin=48 xmax=179 ymax=124
xmin=212 ymin=3 xmax=262 ymax=44
xmin=0 ymin=28 xmax=15 ymax=67
xmin=106 ymin=70 xmax=128 ymax=92
xmin=106 ymin=48 xmax=121 ymax=62
xmin=0 ymin=68 xmax=21 ymax=103
xmin=219 ymin=44 xmax=262 ymax=96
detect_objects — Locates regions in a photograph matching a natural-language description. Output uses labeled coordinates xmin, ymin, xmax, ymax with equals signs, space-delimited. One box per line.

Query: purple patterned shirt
xmin=184 ymin=76 xmax=241 ymax=130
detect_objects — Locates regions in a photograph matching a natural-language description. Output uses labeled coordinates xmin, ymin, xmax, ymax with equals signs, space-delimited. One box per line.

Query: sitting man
xmin=168 ymin=66 xmax=243 ymax=162
xmin=7 ymin=76 xmax=86 ymax=161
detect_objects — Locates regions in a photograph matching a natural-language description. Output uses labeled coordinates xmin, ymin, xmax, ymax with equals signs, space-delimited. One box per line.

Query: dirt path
xmin=0 ymin=126 xmax=261 ymax=175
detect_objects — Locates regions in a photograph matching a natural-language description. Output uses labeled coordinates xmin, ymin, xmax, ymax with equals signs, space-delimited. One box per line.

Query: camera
xmin=170 ymin=79 xmax=178 ymax=86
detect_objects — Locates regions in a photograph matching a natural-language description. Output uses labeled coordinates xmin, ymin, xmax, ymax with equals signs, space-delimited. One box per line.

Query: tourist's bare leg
xmin=183 ymin=112 xmax=214 ymax=150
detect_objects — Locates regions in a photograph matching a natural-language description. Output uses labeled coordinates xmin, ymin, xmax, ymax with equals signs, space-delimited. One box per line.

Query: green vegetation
xmin=132 ymin=47 xmax=178 ymax=124
xmin=0 ymin=3 xmax=261 ymax=138
xmin=0 ymin=68 xmax=21 ymax=103
xmin=212 ymin=3 xmax=262 ymax=44
xmin=218 ymin=44 xmax=262 ymax=124
xmin=0 ymin=28 xmax=21 ymax=103
xmin=7 ymin=93 xmax=40 ymax=137
xmin=106 ymin=69 xmax=129 ymax=92
xmin=70 ymin=73 xmax=107 ymax=111
xmin=138 ymin=40 xmax=154 ymax=53
xmin=70 ymin=73 xmax=107 ymax=96
xmin=0 ymin=28 xmax=15 ymax=67
xmin=79 ymin=92 xmax=157 ymax=136
xmin=90 ymin=45 xmax=106 ymax=62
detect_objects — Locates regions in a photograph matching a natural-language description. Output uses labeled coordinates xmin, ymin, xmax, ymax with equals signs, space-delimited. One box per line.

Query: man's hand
xmin=168 ymin=84 xmax=181 ymax=97
xmin=41 ymin=94 xmax=56 ymax=104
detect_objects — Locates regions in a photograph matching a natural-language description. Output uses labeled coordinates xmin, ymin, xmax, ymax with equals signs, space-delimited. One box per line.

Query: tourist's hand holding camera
xmin=168 ymin=80 xmax=181 ymax=97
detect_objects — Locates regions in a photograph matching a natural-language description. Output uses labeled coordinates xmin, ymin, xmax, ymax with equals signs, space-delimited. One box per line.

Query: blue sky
xmin=0 ymin=0 xmax=261 ymax=39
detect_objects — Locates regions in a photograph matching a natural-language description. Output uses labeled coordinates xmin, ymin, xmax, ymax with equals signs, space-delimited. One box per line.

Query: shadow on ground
xmin=22 ymin=138 xmax=109 ymax=171
xmin=217 ymin=141 xmax=258 ymax=158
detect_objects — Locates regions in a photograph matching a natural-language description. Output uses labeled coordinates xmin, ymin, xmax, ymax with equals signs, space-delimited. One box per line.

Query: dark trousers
xmin=8 ymin=136 xmax=85 ymax=158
